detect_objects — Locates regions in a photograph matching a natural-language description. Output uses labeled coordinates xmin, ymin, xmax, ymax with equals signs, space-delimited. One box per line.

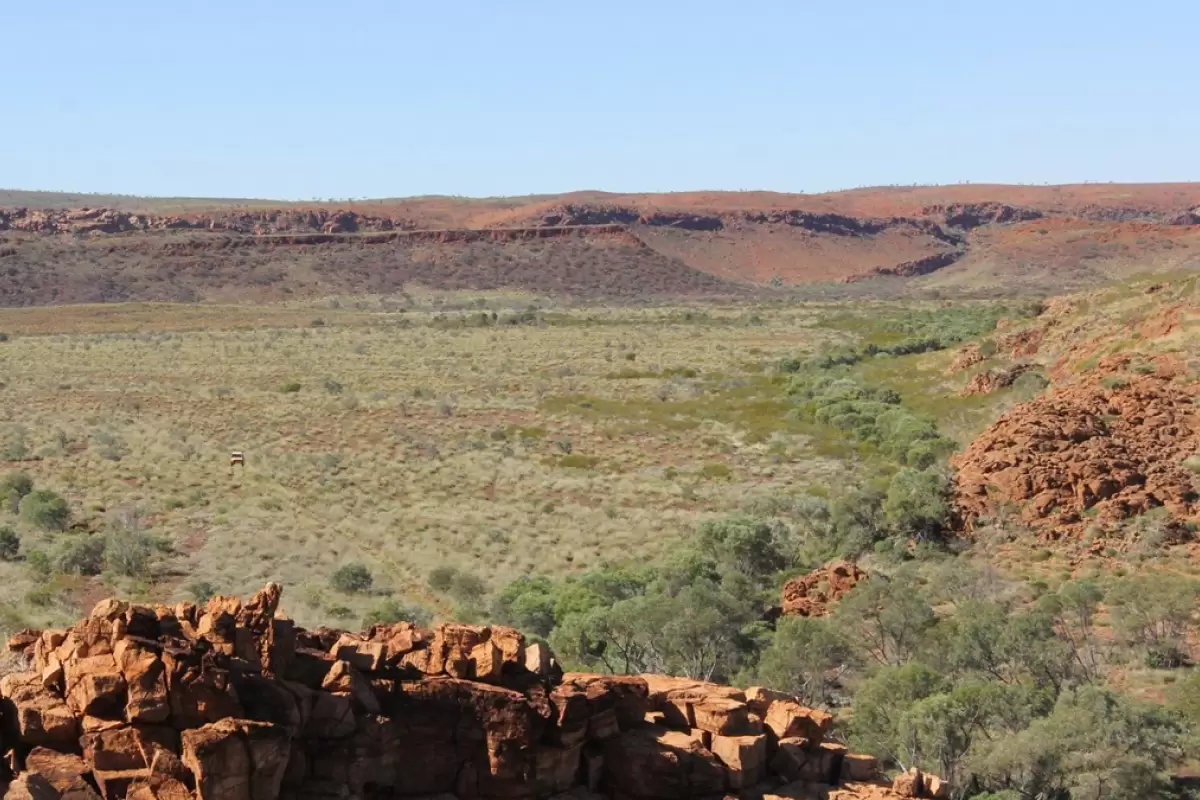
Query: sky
xmin=2 ymin=1 xmax=1198 ymax=200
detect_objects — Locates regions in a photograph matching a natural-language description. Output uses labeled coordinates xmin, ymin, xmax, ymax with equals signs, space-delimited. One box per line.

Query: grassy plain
xmin=0 ymin=294 xmax=878 ymax=632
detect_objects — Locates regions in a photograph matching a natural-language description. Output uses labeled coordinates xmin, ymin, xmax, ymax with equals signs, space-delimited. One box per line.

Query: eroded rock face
xmin=958 ymin=363 xmax=1036 ymax=396
xmin=1 ymin=584 xmax=904 ymax=800
xmin=954 ymin=373 xmax=1200 ymax=536
xmin=781 ymin=562 xmax=867 ymax=618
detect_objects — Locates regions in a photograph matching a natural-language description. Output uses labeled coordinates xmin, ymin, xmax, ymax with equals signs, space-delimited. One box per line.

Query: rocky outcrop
xmin=954 ymin=373 xmax=1200 ymax=535
xmin=781 ymin=562 xmax=867 ymax=618
xmin=958 ymin=363 xmax=1036 ymax=396
xmin=922 ymin=203 xmax=1044 ymax=230
xmin=0 ymin=585 xmax=908 ymax=800
xmin=947 ymin=343 xmax=985 ymax=374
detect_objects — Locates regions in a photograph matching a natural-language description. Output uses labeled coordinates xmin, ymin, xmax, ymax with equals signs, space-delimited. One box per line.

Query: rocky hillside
xmin=0 ymin=584 xmax=934 ymax=800
xmin=1 ymin=185 xmax=1198 ymax=304
xmin=951 ymin=275 xmax=1200 ymax=542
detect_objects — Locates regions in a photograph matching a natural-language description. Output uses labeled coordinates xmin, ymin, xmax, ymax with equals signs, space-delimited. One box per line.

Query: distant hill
xmin=1 ymin=184 xmax=1198 ymax=304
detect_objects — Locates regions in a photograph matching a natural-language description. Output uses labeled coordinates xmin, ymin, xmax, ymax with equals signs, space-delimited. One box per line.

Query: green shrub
xmin=788 ymin=374 xmax=955 ymax=467
xmin=0 ymin=471 xmax=34 ymax=513
xmin=450 ymin=570 xmax=488 ymax=603
xmin=1101 ymin=376 xmax=1129 ymax=390
xmin=362 ymin=597 xmax=433 ymax=628
xmin=187 ymin=581 xmax=218 ymax=604
xmin=25 ymin=549 xmax=52 ymax=578
xmin=884 ymin=468 xmax=952 ymax=542
xmin=280 ymin=381 xmax=303 ymax=393
xmin=700 ymin=463 xmax=732 ymax=480
xmin=0 ymin=526 xmax=19 ymax=561
xmin=20 ymin=489 xmax=71 ymax=531
xmin=55 ymin=536 xmax=106 ymax=575
xmin=428 ymin=565 xmax=459 ymax=593
xmin=330 ymin=563 xmax=373 ymax=594
xmin=556 ymin=454 xmax=600 ymax=469
xmin=105 ymin=531 xmax=155 ymax=578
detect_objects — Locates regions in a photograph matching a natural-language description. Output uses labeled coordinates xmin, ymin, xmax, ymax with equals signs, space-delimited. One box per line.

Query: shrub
xmin=19 ymin=489 xmax=71 ymax=531
xmin=105 ymin=531 xmax=155 ymax=578
xmin=0 ymin=526 xmax=19 ymax=561
xmin=330 ymin=563 xmax=373 ymax=594
xmin=280 ymin=381 xmax=303 ymax=393
xmin=450 ymin=570 xmax=488 ymax=603
xmin=1011 ymin=371 xmax=1051 ymax=398
xmin=187 ymin=581 xmax=218 ymax=604
xmin=0 ymin=471 xmax=33 ymax=513
xmin=322 ymin=378 xmax=344 ymax=395
xmin=55 ymin=536 xmax=106 ymax=576
xmin=25 ymin=549 xmax=52 ymax=578
xmin=428 ymin=565 xmax=459 ymax=593
xmin=884 ymin=468 xmax=952 ymax=542
xmin=362 ymin=597 xmax=433 ymax=628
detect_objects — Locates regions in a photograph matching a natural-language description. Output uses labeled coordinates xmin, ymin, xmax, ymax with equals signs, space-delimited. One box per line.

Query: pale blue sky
xmin=2 ymin=1 xmax=1196 ymax=199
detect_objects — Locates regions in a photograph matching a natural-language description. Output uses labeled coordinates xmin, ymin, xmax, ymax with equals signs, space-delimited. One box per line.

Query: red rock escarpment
xmin=0 ymin=584 xmax=917 ymax=800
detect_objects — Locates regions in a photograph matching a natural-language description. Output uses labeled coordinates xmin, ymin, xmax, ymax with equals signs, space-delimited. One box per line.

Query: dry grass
xmin=0 ymin=296 xmax=858 ymax=631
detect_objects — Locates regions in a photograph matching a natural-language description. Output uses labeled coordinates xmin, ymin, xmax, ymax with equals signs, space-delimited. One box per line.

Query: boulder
xmin=709 ymin=733 xmax=767 ymax=788
xmin=22 ymin=748 xmax=92 ymax=795
xmin=602 ymin=727 xmax=725 ymax=799
xmin=0 ymin=672 xmax=79 ymax=747
xmin=764 ymin=698 xmax=832 ymax=744
xmin=560 ymin=674 xmax=649 ymax=730
xmin=925 ymin=774 xmax=951 ymax=799
xmin=62 ymin=655 xmax=127 ymax=719
xmin=111 ymin=640 xmax=168 ymax=724
xmin=2 ymin=773 xmax=66 ymax=800
xmin=181 ymin=719 xmax=289 ymax=800
xmin=840 ymin=752 xmax=881 ymax=782
xmin=892 ymin=767 xmax=923 ymax=798
xmin=328 ymin=635 xmax=386 ymax=673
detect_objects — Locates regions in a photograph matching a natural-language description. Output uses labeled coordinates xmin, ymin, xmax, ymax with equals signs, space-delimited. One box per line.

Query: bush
xmin=0 ymin=526 xmax=19 ymax=561
xmin=362 ymin=597 xmax=433 ymax=628
xmin=55 ymin=536 xmax=106 ymax=576
xmin=330 ymin=563 xmax=373 ymax=594
xmin=187 ymin=581 xmax=218 ymax=604
xmin=884 ymin=468 xmax=952 ymax=542
xmin=105 ymin=531 xmax=155 ymax=578
xmin=280 ymin=381 xmax=303 ymax=393
xmin=20 ymin=489 xmax=71 ymax=531
xmin=25 ymin=549 xmax=52 ymax=578
xmin=428 ymin=565 xmax=459 ymax=593
xmin=450 ymin=570 xmax=488 ymax=603
xmin=0 ymin=471 xmax=34 ymax=513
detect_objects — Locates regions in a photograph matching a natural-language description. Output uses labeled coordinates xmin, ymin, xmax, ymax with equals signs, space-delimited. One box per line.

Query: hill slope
xmin=2 ymin=184 xmax=1199 ymax=304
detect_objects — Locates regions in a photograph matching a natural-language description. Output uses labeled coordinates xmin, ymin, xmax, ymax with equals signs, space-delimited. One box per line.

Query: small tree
xmin=330 ymin=563 xmax=373 ymax=594
xmin=20 ymin=489 xmax=71 ymax=531
xmin=105 ymin=531 xmax=154 ymax=578
xmin=0 ymin=526 xmax=19 ymax=561
xmin=0 ymin=471 xmax=34 ymax=514
xmin=55 ymin=536 xmax=106 ymax=576
xmin=884 ymin=468 xmax=951 ymax=542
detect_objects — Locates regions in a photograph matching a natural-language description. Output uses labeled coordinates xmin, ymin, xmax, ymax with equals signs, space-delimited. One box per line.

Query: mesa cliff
xmin=0 ymin=584 xmax=929 ymax=800
xmin=2 ymin=184 xmax=1199 ymax=304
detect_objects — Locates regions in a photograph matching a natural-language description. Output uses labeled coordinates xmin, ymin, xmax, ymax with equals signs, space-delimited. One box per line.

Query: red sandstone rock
xmin=781 ymin=561 xmax=866 ymax=618
xmin=954 ymin=372 xmax=1200 ymax=536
